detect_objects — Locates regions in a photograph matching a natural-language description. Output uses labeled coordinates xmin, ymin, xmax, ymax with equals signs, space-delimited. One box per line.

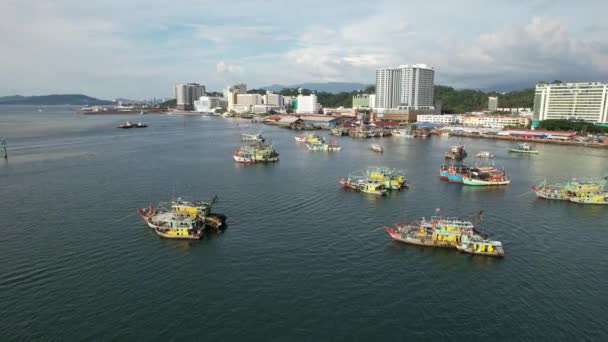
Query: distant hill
xmin=0 ymin=94 xmax=113 ymax=105
xmin=262 ymin=82 xmax=371 ymax=93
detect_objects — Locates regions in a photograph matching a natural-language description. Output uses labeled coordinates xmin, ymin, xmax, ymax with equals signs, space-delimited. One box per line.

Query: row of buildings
xmin=416 ymin=114 xmax=530 ymax=128
xmin=174 ymin=83 xmax=321 ymax=114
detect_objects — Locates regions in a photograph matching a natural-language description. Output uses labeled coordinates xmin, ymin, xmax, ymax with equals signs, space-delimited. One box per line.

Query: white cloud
xmin=1 ymin=1 xmax=608 ymax=97
xmin=216 ymin=61 xmax=244 ymax=74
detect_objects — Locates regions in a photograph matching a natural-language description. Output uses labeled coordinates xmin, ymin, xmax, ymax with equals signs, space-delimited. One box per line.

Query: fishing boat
xmin=137 ymin=196 xmax=225 ymax=231
xmin=295 ymin=133 xmax=324 ymax=144
xmin=369 ymin=144 xmax=383 ymax=153
xmin=508 ymin=142 xmax=538 ymax=154
xmin=531 ymin=177 xmax=607 ymax=202
xmin=531 ymin=181 xmax=569 ymax=200
xmin=306 ymin=140 xmax=342 ymax=152
xmin=439 ymin=164 xmax=471 ymax=183
xmin=384 ymin=214 xmax=504 ymax=257
xmin=337 ymin=177 xmax=387 ymax=195
xmin=365 ymin=167 xmax=407 ymax=190
xmin=475 ymin=151 xmax=494 ymax=158
xmin=233 ymin=143 xmax=279 ymax=163
xmin=444 ymin=144 xmax=467 ymax=160
xmin=568 ymin=191 xmax=608 ymax=205
xmin=462 ymin=167 xmax=510 ymax=186
xmin=241 ymin=133 xmax=265 ymax=142
xmin=456 ymin=238 xmax=505 ymax=257
xmin=118 ymin=121 xmax=134 ymax=129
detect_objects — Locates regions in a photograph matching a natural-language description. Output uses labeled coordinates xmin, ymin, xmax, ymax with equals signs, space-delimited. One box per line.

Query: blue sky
xmin=1 ymin=0 xmax=607 ymax=99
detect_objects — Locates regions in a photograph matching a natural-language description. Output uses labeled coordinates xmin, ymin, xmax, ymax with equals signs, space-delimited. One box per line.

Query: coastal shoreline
xmin=443 ymin=131 xmax=608 ymax=148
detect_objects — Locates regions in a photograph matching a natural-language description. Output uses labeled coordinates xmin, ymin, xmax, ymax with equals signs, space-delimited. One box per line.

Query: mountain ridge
xmin=0 ymin=94 xmax=113 ymax=105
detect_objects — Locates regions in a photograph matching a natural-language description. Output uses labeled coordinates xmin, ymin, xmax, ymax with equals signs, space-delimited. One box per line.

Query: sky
xmin=1 ymin=0 xmax=607 ymax=100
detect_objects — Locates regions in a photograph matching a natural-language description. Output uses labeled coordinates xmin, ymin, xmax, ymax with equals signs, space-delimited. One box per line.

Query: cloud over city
xmin=1 ymin=0 xmax=607 ymax=99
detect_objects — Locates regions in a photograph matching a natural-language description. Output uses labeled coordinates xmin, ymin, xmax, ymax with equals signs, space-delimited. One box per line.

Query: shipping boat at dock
xmin=444 ymin=144 xmax=467 ymax=160
xmin=532 ymin=177 xmax=608 ymax=204
xmin=392 ymin=128 xmax=415 ymax=138
xmin=241 ymin=133 xmax=264 ymax=142
xmin=508 ymin=143 xmax=538 ymax=154
xmin=384 ymin=214 xmax=504 ymax=257
xmin=136 ymin=197 xmax=226 ymax=240
xmin=233 ymin=143 xmax=279 ymax=163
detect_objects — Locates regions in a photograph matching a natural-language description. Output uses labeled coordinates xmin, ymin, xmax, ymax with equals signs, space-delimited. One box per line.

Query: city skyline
xmin=2 ymin=0 xmax=608 ymax=99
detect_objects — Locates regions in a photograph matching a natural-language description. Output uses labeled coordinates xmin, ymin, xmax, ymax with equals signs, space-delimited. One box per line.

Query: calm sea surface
xmin=1 ymin=106 xmax=607 ymax=340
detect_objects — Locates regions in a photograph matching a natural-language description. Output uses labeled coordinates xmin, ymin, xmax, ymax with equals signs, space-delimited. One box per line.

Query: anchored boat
xmin=369 ymin=144 xmax=383 ymax=153
xmin=531 ymin=177 xmax=608 ymax=204
xmin=462 ymin=167 xmax=510 ymax=186
xmin=295 ymin=133 xmax=324 ymax=144
xmin=306 ymin=140 xmax=342 ymax=152
xmin=136 ymin=196 xmax=225 ymax=240
xmin=338 ymin=177 xmax=387 ymax=195
xmin=444 ymin=144 xmax=467 ymax=160
xmin=241 ymin=133 xmax=265 ymax=142
xmin=233 ymin=142 xmax=279 ymax=163
xmin=439 ymin=164 xmax=471 ymax=183
xmin=508 ymin=142 xmax=538 ymax=154
xmin=384 ymin=214 xmax=504 ymax=257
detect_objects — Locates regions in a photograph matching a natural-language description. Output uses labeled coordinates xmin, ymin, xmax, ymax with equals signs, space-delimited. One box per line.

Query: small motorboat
xmin=369 ymin=144 xmax=384 ymax=153
xmin=134 ymin=122 xmax=148 ymax=128
xmin=118 ymin=121 xmax=134 ymax=129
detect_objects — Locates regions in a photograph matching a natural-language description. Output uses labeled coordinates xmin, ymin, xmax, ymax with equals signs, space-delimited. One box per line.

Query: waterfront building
xmin=462 ymin=115 xmax=529 ymax=128
xmin=296 ymin=93 xmax=321 ymax=114
xmin=533 ymin=82 xmax=608 ymax=124
xmin=417 ymin=114 xmax=463 ymax=125
xmin=369 ymin=94 xmax=376 ymax=109
xmin=375 ymin=64 xmax=435 ymax=110
xmin=237 ymin=94 xmax=262 ymax=106
xmin=488 ymin=96 xmax=498 ymax=111
xmin=353 ymin=94 xmax=372 ymax=109
xmin=224 ymin=84 xmax=247 ymax=111
xmin=174 ymin=83 xmax=206 ymax=110
xmin=194 ymin=96 xmax=227 ymax=113
xmin=263 ymin=91 xmax=284 ymax=107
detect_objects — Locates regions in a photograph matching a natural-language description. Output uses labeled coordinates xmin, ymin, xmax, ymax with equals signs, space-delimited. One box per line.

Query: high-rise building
xmin=488 ymin=96 xmax=498 ymax=111
xmin=296 ymin=93 xmax=320 ymax=114
xmin=223 ymin=83 xmax=247 ymax=111
xmin=174 ymin=83 xmax=206 ymax=110
xmin=533 ymin=82 xmax=608 ymax=124
xmin=375 ymin=68 xmax=402 ymax=109
xmin=263 ymin=91 xmax=284 ymax=107
xmin=375 ymin=64 xmax=435 ymax=110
